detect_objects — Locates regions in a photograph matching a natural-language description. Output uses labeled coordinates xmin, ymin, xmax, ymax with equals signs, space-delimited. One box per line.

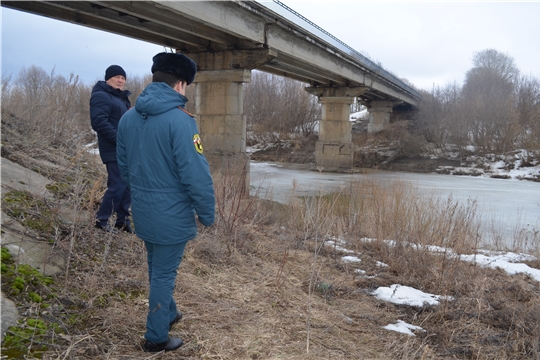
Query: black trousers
xmin=96 ymin=161 xmax=131 ymax=226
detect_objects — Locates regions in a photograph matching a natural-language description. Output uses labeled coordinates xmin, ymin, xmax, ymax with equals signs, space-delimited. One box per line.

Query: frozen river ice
xmin=250 ymin=161 xmax=540 ymax=246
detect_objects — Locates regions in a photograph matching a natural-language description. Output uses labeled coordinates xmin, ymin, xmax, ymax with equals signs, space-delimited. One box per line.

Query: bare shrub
xmin=310 ymin=178 xmax=540 ymax=360
xmin=321 ymin=178 xmax=481 ymax=253
xmin=244 ymin=71 xmax=320 ymax=137
xmin=413 ymin=81 xmax=473 ymax=159
xmin=125 ymin=73 xmax=152 ymax=103
xmin=3 ymin=58 xmax=540 ymax=360
xmin=212 ymin=166 xmax=270 ymax=255
xmin=2 ymin=66 xmax=93 ymax=153
xmin=516 ymin=74 xmax=540 ymax=157
xmin=285 ymin=175 xmax=534 ymax=359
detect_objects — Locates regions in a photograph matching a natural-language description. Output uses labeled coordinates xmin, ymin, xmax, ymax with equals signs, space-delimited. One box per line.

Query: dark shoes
xmin=143 ymin=336 xmax=183 ymax=352
xmin=169 ymin=311 xmax=183 ymax=330
xmin=95 ymin=222 xmax=134 ymax=234
xmin=141 ymin=312 xmax=184 ymax=352
xmin=94 ymin=223 xmax=118 ymax=234
xmin=115 ymin=223 xmax=135 ymax=234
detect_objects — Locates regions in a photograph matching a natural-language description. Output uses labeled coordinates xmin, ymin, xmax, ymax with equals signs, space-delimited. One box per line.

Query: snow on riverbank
xmin=325 ymin=236 xmax=540 ymax=337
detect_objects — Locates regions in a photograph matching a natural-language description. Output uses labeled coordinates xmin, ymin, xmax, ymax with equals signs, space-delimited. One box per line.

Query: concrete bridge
xmin=2 ymin=0 xmax=421 ymax=174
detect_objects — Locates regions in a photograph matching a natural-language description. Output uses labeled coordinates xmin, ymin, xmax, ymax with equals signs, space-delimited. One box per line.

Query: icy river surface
xmin=250 ymin=161 xmax=540 ymax=245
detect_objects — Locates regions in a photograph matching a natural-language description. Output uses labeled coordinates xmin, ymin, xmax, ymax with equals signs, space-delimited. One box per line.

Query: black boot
xmin=95 ymin=222 xmax=118 ymax=234
xmin=115 ymin=222 xmax=135 ymax=234
xmin=143 ymin=337 xmax=183 ymax=352
xmin=169 ymin=311 xmax=183 ymax=330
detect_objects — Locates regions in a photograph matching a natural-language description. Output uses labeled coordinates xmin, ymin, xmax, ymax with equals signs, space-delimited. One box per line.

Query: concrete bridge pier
xmin=306 ymin=87 xmax=366 ymax=171
xmin=194 ymin=69 xmax=250 ymax=184
xmin=188 ymin=49 xmax=277 ymax=191
xmin=316 ymin=97 xmax=355 ymax=170
xmin=366 ymin=100 xmax=393 ymax=133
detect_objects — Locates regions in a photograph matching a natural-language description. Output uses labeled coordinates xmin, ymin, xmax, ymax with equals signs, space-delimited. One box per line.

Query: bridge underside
xmin=2 ymin=1 xmax=421 ymax=175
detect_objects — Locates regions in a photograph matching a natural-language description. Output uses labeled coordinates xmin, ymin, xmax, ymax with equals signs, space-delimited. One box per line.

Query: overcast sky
xmin=2 ymin=2 xmax=539 ymax=91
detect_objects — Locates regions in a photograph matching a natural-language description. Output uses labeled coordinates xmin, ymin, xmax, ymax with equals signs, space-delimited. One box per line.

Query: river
xmin=249 ymin=161 xmax=540 ymax=247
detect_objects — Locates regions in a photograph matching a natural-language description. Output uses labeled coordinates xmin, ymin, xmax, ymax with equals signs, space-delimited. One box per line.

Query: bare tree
xmin=471 ymin=49 xmax=519 ymax=84
xmin=126 ymin=73 xmax=152 ymax=105
xmin=462 ymin=49 xmax=520 ymax=153
xmin=244 ymin=71 xmax=278 ymax=131
xmin=15 ymin=66 xmax=51 ymax=125
xmin=244 ymin=71 xmax=320 ymax=137
xmin=3 ymin=65 xmax=93 ymax=152
xmin=415 ymin=82 xmax=464 ymax=153
xmin=515 ymin=74 xmax=540 ymax=161
xmin=516 ymin=74 xmax=540 ymax=127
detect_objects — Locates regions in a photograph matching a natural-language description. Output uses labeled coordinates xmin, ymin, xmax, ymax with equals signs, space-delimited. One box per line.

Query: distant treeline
xmin=415 ymin=49 xmax=540 ymax=159
xmin=1 ymin=66 xmax=319 ymax=151
xmin=2 ymin=48 xmax=539 ymax=159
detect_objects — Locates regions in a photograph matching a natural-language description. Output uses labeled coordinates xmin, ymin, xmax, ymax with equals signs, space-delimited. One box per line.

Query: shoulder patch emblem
xmin=193 ymin=134 xmax=203 ymax=154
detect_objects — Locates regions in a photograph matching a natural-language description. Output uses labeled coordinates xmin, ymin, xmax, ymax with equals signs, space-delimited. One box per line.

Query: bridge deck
xmin=2 ymin=0 xmax=420 ymax=107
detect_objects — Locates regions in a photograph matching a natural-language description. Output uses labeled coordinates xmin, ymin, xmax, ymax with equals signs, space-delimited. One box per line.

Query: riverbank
xmin=248 ymin=129 xmax=540 ymax=182
xmin=2 ymin=124 xmax=540 ymax=358
xmin=250 ymin=160 xmax=540 ymax=252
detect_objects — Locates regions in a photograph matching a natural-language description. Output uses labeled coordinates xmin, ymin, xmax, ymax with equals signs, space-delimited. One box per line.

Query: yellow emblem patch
xmin=193 ymin=134 xmax=203 ymax=154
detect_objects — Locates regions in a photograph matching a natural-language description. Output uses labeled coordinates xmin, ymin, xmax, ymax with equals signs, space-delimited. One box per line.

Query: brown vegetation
xmin=2 ymin=126 xmax=540 ymax=358
xmin=415 ymin=49 xmax=540 ymax=159
xmin=250 ymin=49 xmax=540 ymax=176
xmin=2 ymin=61 xmax=540 ymax=359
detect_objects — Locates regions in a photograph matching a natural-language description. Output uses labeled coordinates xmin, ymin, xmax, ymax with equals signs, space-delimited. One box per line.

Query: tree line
xmin=2 ymin=68 xmax=149 ymax=153
xmin=2 ymin=48 xmax=539 ymax=160
xmin=1 ymin=67 xmax=319 ymax=151
xmin=415 ymin=49 xmax=540 ymax=160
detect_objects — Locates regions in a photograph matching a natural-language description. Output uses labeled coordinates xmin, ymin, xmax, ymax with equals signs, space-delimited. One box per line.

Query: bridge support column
xmin=315 ymin=97 xmax=355 ymax=170
xmin=188 ymin=49 xmax=277 ymax=192
xmin=194 ymin=69 xmax=250 ymax=186
xmin=306 ymin=87 xmax=366 ymax=171
xmin=367 ymin=101 xmax=393 ymax=133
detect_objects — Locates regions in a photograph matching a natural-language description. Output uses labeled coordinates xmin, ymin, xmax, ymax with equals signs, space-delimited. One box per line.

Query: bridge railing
xmin=256 ymin=0 xmax=422 ymax=99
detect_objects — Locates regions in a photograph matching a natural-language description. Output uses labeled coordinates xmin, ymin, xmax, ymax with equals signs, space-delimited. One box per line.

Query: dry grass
xmin=28 ymin=194 xmax=539 ymax=360
xmin=3 ymin=155 xmax=538 ymax=359
xmin=2 ymin=70 xmax=539 ymax=359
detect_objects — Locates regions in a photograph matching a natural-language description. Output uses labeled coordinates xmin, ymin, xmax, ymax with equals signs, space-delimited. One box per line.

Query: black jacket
xmin=90 ymin=81 xmax=131 ymax=163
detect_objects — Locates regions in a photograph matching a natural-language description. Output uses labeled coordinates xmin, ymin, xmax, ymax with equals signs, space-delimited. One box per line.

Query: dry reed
xmin=2 ymin=67 xmax=539 ymax=359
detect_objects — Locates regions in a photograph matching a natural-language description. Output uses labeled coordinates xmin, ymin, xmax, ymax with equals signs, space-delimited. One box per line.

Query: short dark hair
xmin=152 ymin=71 xmax=186 ymax=88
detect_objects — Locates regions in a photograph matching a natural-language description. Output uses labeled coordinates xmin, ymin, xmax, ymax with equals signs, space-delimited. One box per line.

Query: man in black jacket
xmin=90 ymin=65 xmax=134 ymax=234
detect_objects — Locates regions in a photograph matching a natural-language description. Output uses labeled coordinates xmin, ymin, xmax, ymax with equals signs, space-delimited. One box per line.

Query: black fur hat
xmin=151 ymin=52 xmax=197 ymax=85
xmin=105 ymin=65 xmax=126 ymax=81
